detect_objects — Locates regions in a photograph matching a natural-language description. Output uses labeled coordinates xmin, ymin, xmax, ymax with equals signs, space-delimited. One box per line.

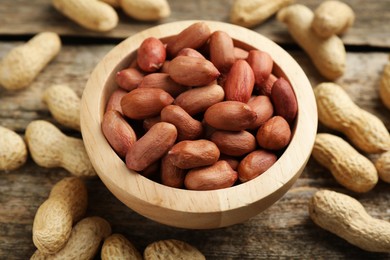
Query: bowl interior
xmin=80 ymin=20 xmax=317 ymax=229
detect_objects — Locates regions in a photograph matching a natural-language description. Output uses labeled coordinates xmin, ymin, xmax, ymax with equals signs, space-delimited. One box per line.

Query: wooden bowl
xmin=80 ymin=20 xmax=317 ymax=229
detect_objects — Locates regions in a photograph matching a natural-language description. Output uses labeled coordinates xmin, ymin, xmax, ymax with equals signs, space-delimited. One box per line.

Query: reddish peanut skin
xmin=120 ymin=88 xmax=173 ymax=119
xmin=166 ymin=22 xmax=211 ymax=57
xmin=138 ymin=73 xmax=187 ymax=97
xmin=115 ymin=68 xmax=144 ymax=91
xmin=209 ymin=31 xmax=235 ymax=73
xmin=161 ymin=60 xmax=170 ymax=73
xmin=177 ymin=48 xmax=205 ymax=59
xmin=126 ymin=122 xmax=177 ymax=171
xmin=168 ymin=139 xmax=220 ymax=169
xmin=102 ymin=110 xmax=137 ymax=158
xmin=271 ymin=77 xmax=298 ymax=124
xmin=184 ymin=161 xmax=238 ymax=190
xmin=256 ymin=116 xmax=291 ymax=150
xmin=161 ymin=105 xmax=203 ymax=141
xmin=105 ymin=88 xmax=128 ymax=114
xmin=204 ymin=101 xmax=257 ymax=131
xmin=247 ymin=95 xmax=274 ymax=129
xmin=210 ymin=130 xmax=256 ymax=157
xmin=174 ymin=84 xmax=225 ymax=116
xmin=137 ymin=37 xmax=166 ymax=72
xmin=247 ymin=50 xmax=273 ymax=86
xmin=234 ymin=47 xmax=249 ymax=60
xmin=161 ymin=155 xmax=187 ymax=188
xmin=224 ymin=59 xmax=255 ymax=103
xmin=168 ymin=56 xmax=220 ymax=87
xmin=238 ymin=150 xmax=277 ymax=182
xmin=140 ymin=160 xmax=160 ymax=179
xmin=143 ymin=116 xmax=161 ymax=131
xmin=256 ymin=74 xmax=277 ymax=96
xmin=219 ymin=154 xmax=240 ymax=170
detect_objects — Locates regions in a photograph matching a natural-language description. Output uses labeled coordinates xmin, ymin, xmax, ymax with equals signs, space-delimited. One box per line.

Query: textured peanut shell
xmin=312 ymin=0 xmax=355 ymax=38
xmin=312 ymin=133 xmax=378 ymax=192
xmin=52 ymin=0 xmax=118 ymax=32
xmin=25 ymin=120 xmax=96 ymax=177
xmin=314 ymin=82 xmax=390 ymax=153
xmin=0 ymin=126 xmax=27 ymax=171
xmin=31 ymin=216 xmax=112 ymax=260
xmin=144 ymin=239 xmax=205 ymax=260
xmin=309 ymin=190 xmax=390 ymax=253
xmin=43 ymin=85 xmax=81 ymax=131
xmin=379 ymin=56 xmax=390 ymax=109
xmin=33 ymin=177 xmax=88 ymax=255
xmin=375 ymin=151 xmax=390 ymax=183
xmin=277 ymin=4 xmax=345 ymax=80
xmin=101 ymin=234 xmax=142 ymax=260
xmin=120 ymin=0 xmax=170 ymax=21
xmin=230 ymin=0 xmax=294 ymax=28
xmin=0 ymin=32 xmax=61 ymax=90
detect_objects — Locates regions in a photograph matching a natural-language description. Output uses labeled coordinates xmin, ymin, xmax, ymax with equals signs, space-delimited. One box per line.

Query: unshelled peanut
xmin=380 ymin=55 xmax=390 ymax=109
xmin=312 ymin=133 xmax=378 ymax=192
xmin=33 ymin=177 xmax=88 ymax=255
xmin=309 ymin=190 xmax=390 ymax=253
xmin=375 ymin=151 xmax=390 ymax=183
xmin=25 ymin=120 xmax=96 ymax=177
xmin=120 ymin=0 xmax=170 ymax=21
xmin=43 ymin=85 xmax=81 ymax=131
xmin=101 ymin=234 xmax=142 ymax=260
xmin=144 ymin=239 xmax=205 ymax=260
xmin=0 ymin=126 xmax=27 ymax=171
xmin=0 ymin=32 xmax=61 ymax=90
xmin=314 ymin=82 xmax=390 ymax=153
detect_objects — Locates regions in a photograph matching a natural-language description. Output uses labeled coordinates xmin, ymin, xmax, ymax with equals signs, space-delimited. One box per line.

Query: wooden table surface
xmin=1 ymin=0 xmax=390 ymax=259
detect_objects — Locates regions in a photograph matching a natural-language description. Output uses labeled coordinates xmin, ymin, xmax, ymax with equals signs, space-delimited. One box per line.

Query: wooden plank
xmin=0 ymin=0 xmax=389 ymax=47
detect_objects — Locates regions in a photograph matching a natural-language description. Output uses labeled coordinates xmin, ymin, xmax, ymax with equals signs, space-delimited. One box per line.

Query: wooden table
xmin=1 ymin=0 xmax=389 ymax=259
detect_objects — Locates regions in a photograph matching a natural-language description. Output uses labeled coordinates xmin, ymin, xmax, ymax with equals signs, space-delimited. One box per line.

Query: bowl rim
xmin=80 ymin=20 xmax=317 ymax=228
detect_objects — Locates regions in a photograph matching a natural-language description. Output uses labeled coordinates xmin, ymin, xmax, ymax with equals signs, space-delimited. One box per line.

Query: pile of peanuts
xmin=102 ymin=22 xmax=298 ymax=191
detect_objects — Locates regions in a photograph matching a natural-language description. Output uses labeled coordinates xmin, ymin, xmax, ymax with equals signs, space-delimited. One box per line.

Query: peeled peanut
xmin=126 ymin=122 xmax=177 ymax=171
xmin=120 ymin=0 xmax=170 ymax=21
xmin=0 ymin=32 xmax=61 ymax=90
xmin=271 ymin=77 xmax=298 ymax=124
xmin=210 ymin=130 xmax=256 ymax=157
xmin=121 ymin=88 xmax=174 ymax=120
xmin=161 ymin=154 xmax=187 ymax=188
xmin=115 ymin=68 xmax=144 ymax=91
xmin=238 ymin=150 xmax=277 ymax=182
xmin=247 ymin=50 xmax=273 ymax=87
xmin=277 ymin=4 xmax=346 ymax=80
xmin=312 ymin=0 xmax=355 ymax=38
xmin=143 ymin=116 xmax=161 ymax=131
xmin=168 ymin=56 xmax=220 ymax=87
xmin=375 ymin=151 xmax=390 ymax=183
xmin=174 ymin=83 xmax=225 ymax=116
xmin=309 ymin=190 xmax=390 ymax=253
xmin=230 ymin=0 xmax=293 ymax=27
xmin=43 ymin=84 xmax=81 ymax=131
xmin=31 ymin=216 xmax=112 ymax=259
xmin=379 ymin=55 xmax=390 ymax=109
xmin=234 ymin=47 xmax=249 ymax=60
xmin=166 ymin=22 xmax=211 ymax=57
xmin=256 ymin=73 xmax=277 ymax=96
xmin=105 ymin=88 xmax=127 ymax=114
xmin=139 ymin=73 xmax=187 ymax=97
xmin=224 ymin=59 xmax=255 ymax=103
xmin=101 ymin=234 xmax=142 ymax=260
xmin=33 ymin=177 xmax=88 ymax=255
xmin=247 ymin=95 xmax=274 ymax=129
xmin=25 ymin=120 xmax=96 ymax=177
xmin=161 ymin=105 xmax=203 ymax=141
xmin=52 ymin=0 xmax=118 ymax=32
xmin=102 ymin=110 xmax=137 ymax=158
xmin=177 ymin=48 xmax=206 ymax=59
xmin=256 ymin=116 xmax=291 ymax=150
xmin=209 ymin=30 xmax=235 ymax=73
xmin=168 ymin=140 xmax=220 ymax=169
xmin=312 ymin=133 xmax=378 ymax=192
xmin=204 ymin=101 xmax=257 ymax=131
xmin=0 ymin=126 xmax=27 ymax=171
xmin=315 ymin=82 xmax=390 ymax=153
xmin=184 ymin=161 xmax=238 ymax=190
xmin=144 ymin=239 xmax=205 ymax=260
xmin=137 ymin=37 xmax=166 ymax=72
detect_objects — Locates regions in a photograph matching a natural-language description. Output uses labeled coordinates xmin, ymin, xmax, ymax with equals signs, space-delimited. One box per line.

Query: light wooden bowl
xmin=80 ymin=20 xmax=317 ymax=229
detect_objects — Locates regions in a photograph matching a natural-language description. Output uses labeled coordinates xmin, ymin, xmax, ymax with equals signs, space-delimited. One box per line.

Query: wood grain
xmin=0 ymin=0 xmax=389 ymax=47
